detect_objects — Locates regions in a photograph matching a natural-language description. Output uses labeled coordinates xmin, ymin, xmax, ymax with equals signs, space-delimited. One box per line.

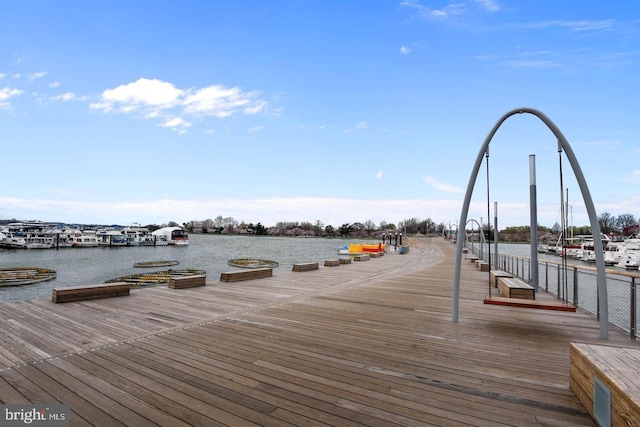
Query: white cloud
xmin=344 ymin=121 xmax=368 ymax=133
xmin=423 ymin=176 xmax=464 ymax=194
xmin=402 ymin=0 xmax=500 ymax=20
xmin=183 ymin=85 xmax=265 ymax=117
xmin=91 ymin=78 xmax=183 ymax=113
xmin=521 ymin=19 xmax=615 ymax=32
xmin=49 ymin=82 xmax=61 ymax=88
xmin=246 ymin=125 xmax=264 ymax=133
xmin=160 ymin=116 xmax=191 ymax=129
xmin=376 ymin=171 xmax=383 ymax=180
xmin=50 ymin=92 xmax=89 ymax=102
xmin=474 ymin=0 xmax=499 ymax=12
xmin=506 ymin=60 xmax=561 ymax=69
xmin=27 ymin=71 xmax=47 ymax=81
xmin=89 ymin=78 xmax=269 ymax=132
xmin=400 ymin=46 xmax=412 ymax=54
xmin=0 ymin=87 xmax=22 ymax=101
xmin=0 ymin=87 xmax=22 ymax=109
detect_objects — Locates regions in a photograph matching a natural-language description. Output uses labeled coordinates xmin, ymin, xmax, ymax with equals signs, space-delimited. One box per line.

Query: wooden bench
xmin=339 ymin=258 xmax=352 ymax=265
xmin=497 ymin=277 xmax=535 ymax=300
xmin=570 ymin=343 xmax=640 ymax=426
xmin=324 ymin=260 xmax=340 ymax=267
xmin=468 ymin=255 xmax=479 ymax=262
xmin=52 ymin=283 xmax=130 ymax=303
xmin=220 ymin=268 xmax=272 ymax=282
xmin=476 ymin=260 xmax=490 ymax=272
xmin=369 ymin=253 xmax=381 ymax=258
xmin=354 ymin=254 xmax=370 ymax=261
xmin=490 ymin=270 xmax=513 ymax=288
xmin=169 ymin=275 xmax=206 ymax=289
xmin=292 ymin=262 xmax=319 ymax=272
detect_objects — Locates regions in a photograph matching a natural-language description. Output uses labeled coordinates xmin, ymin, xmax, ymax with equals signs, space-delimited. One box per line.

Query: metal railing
xmin=471 ymin=247 xmax=640 ymax=340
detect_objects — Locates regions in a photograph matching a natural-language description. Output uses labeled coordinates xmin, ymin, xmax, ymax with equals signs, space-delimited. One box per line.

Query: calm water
xmin=0 ymin=235 xmax=366 ymax=303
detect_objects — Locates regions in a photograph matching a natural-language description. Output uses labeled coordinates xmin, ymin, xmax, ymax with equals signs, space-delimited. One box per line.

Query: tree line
xmin=179 ymin=216 xmax=446 ymax=238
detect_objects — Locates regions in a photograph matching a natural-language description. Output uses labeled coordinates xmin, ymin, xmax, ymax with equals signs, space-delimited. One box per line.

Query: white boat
xmin=551 ymin=233 xmax=611 ymax=258
xmin=96 ymin=228 xmax=128 ymax=246
xmin=25 ymin=234 xmax=55 ymax=249
xmin=151 ymin=227 xmax=188 ymax=246
xmin=614 ymin=239 xmax=640 ymax=270
xmin=0 ymin=231 xmax=27 ymax=249
xmin=69 ymin=231 xmax=99 ymax=247
xmin=122 ymin=223 xmax=151 ymax=246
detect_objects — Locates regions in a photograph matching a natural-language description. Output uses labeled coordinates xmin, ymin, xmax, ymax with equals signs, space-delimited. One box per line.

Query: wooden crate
xmin=220 ymin=268 xmax=272 ymax=282
xmin=324 ymin=260 xmax=340 ymax=267
xmin=292 ymin=263 xmax=319 ymax=272
xmin=169 ymin=275 xmax=206 ymax=289
xmin=497 ymin=277 xmax=535 ymax=300
xmin=570 ymin=343 xmax=640 ymax=426
xmin=52 ymin=283 xmax=130 ymax=303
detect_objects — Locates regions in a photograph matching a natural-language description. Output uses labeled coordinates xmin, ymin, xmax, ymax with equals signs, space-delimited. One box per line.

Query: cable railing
xmin=470 ymin=246 xmax=640 ymax=340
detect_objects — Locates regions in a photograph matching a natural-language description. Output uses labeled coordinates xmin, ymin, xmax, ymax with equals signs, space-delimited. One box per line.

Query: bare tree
xmin=616 ymin=213 xmax=638 ymax=237
xmin=597 ymin=212 xmax=616 ymax=235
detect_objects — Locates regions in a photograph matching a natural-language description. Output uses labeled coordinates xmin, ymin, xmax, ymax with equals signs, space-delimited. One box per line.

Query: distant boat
xmin=25 ymin=234 xmax=55 ymax=249
xmin=0 ymin=231 xmax=27 ymax=249
xmin=152 ymin=227 xmax=189 ymax=246
xmin=122 ymin=223 xmax=151 ymax=246
xmin=337 ymin=243 xmax=386 ymax=255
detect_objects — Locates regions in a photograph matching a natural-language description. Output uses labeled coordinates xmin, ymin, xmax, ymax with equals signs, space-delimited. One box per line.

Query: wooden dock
xmin=0 ymin=237 xmax=638 ymax=426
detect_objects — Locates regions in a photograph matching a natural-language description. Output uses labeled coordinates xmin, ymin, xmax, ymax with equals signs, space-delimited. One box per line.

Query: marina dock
xmin=1 ymin=238 xmax=638 ymax=425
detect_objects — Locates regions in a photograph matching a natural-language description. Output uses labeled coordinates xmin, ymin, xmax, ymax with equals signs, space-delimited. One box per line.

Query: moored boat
xmin=152 ymin=226 xmax=189 ymax=246
xmin=0 ymin=231 xmax=27 ymax=249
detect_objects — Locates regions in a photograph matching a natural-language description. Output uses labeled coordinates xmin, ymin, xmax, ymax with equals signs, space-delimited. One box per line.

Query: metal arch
xmin=464 ymin=218 xmax=487 ymax=255
xmin=451 ymin=107 xmax=609 ymax=339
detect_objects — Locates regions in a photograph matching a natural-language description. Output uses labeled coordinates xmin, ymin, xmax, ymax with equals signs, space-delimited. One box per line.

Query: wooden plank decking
xmin=0 ymin=237 xmax=639 ymax=426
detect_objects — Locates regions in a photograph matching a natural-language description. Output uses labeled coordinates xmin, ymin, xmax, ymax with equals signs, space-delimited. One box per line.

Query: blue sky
xmin=1 ymin=0 xmax=639 ymax=229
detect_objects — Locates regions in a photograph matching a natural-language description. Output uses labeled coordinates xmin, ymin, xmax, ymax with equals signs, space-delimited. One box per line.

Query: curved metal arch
xmin=464 ymin=218 xmax=486 ymax=256
xmin=451 ymin=107 xmax=609 ymax=339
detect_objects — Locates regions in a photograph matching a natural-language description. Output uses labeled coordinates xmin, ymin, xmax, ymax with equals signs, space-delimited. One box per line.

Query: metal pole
xmin=631 ymin=278 xmax=636 ymax=340
xmin=530 ymin=155 xmax=539 ymax=291
xmin=494 ymin=202 xmax=499 ymax=269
